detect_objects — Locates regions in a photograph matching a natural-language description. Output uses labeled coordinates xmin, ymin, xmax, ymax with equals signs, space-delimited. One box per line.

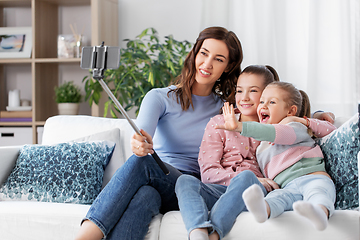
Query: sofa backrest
xmin=42 ymin=115 xmax=135 ymax=186
xmin=41 ymin=115 xmax=354 ymax=188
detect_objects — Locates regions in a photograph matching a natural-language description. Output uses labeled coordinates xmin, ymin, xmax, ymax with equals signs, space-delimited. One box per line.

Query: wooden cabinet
xmin=0 ymin=0 xmax=118 ymax=144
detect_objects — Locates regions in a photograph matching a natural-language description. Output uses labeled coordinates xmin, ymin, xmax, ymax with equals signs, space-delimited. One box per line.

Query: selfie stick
xmin=82 ymin=42 xmax=170 ymax=175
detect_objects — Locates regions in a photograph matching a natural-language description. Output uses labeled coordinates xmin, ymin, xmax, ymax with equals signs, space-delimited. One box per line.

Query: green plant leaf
xmin=54 ymin=81 xmax=82 ymax=103
xmin=148 ymin=70 xmax=154 ymax=86
xmin=110 ymin=108 xmax=117 ymax=118
xmin=82 ymin=28 xmax=193 ymax=118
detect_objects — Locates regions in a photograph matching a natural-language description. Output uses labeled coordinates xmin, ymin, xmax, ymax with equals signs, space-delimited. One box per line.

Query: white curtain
xmin=200 ymin=0 xmax=359 ymax=117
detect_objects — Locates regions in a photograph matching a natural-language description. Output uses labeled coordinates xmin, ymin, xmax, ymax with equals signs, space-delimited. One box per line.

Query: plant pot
xmin=57 ymin=103 xmax=80 ymax=115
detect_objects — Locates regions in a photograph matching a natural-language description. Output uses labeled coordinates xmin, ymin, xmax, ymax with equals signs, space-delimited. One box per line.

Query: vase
xmin=57 ymin=103 xmax=80 ymax=115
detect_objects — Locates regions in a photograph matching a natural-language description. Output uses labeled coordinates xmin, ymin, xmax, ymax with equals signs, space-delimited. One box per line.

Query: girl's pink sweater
xmin=199 ymin=110 xmax=263 ymax=186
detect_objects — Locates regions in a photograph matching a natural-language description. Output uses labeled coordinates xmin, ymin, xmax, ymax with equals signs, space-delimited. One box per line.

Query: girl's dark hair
xmin=169 ymin=26 xmax=243 ymax=110
xmin=240 ymin=65 xmax=280 ymax=87
xmin=267 ymin=82 xmax=311 ymax=118
xmin=299 ymin=90 xmax=311 ymax=118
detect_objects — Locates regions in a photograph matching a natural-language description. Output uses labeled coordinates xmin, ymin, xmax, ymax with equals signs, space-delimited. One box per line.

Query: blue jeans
xmin=266 ymin=174 xmax=336 ymax=218
xmin=175 ymin=170 xmax=267 ymax=240
xmin=84 ymin=154 xmax=184 ymax=240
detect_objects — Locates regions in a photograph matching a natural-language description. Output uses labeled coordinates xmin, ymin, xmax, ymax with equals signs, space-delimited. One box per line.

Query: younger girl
xmin=175 ymin=65 xmax=280 ymax=240
xmin=216 ymin=82 xmax=337 ymax=231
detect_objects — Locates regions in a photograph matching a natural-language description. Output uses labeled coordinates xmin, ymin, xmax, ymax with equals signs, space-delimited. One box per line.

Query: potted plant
xmin=54 ymin=81 xmax=82 ymax=115
xmin=82 ymin=28 xmax=192 ymax=117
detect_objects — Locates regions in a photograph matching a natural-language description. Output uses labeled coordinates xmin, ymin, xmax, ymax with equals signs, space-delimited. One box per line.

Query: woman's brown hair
xmin=169 ymin=27 xmax=243 ymax=110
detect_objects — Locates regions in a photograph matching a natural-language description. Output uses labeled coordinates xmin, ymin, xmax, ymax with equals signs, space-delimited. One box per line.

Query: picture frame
xmin=0 ymin=27 xmax=32 ymax=58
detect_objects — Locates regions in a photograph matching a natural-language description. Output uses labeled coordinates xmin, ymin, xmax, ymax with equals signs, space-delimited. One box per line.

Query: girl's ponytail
xmin=299 ymin=90 xmax=311 ymax=118
xmin=299 ymin=90 xmax=313 ymax=136
xmin=240 ymin=65 xmax=280 ymax=87
xmin=265 ymin=65 xmax=280 ymax=82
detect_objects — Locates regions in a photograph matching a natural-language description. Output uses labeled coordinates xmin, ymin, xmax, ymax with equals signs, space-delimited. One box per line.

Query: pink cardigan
xmin=198 ymin=110 xmax=263 ymax=186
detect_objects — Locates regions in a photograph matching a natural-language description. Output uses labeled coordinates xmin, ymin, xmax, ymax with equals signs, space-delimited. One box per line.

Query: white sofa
xmin=0 ymin=115 xmax=359 ymax=240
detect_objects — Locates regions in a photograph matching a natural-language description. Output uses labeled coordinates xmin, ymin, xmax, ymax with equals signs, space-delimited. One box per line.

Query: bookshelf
xmin=0 ymin=0 xmax=118 ymax=144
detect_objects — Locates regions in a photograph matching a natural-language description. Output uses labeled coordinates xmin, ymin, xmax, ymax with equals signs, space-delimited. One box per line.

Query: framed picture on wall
xmin=0 ymin=27 xmax=32 ymax=58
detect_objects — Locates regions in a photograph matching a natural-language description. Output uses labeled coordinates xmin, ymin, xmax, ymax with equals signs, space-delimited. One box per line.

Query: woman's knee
xmin=135 ymin=185 xmax=161 ymax=211
xmin=127 ymin=154 xmax=153 ymax=167
xmin=136 ymin=185 xmax=161 ymax=201
xmin=113 ymin=155 xmax=153 ymax=176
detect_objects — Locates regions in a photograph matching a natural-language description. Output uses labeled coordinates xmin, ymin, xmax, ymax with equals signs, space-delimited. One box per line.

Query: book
xmin=0 ymin=111 xmax=32 ymax=118
xmin=0 ymin=118 xmax=32 ymax=122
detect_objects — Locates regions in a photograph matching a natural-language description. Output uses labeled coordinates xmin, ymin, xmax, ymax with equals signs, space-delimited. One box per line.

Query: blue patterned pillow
xmin=317 ymin=113 xmax=359 ymax=210
xmin=0 ymin=141 xmax=115 ymax=204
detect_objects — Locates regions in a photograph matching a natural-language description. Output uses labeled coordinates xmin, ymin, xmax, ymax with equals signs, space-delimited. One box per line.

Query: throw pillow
xmin=0 ymin=146 xmax=21 ymax=186
xmin=317 ymin=113 xmax=359 ymax=210
xmin=72 ymin=128 xmax=122 ymax=187
xmin=0 ymin=141 xmax=115 ymax=204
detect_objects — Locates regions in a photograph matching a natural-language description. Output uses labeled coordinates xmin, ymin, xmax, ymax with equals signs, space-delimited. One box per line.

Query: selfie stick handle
xmin=91 ymin=43 xmax=169 ymax=175
xmin=97 ymin=79 xmax=169 ymax=175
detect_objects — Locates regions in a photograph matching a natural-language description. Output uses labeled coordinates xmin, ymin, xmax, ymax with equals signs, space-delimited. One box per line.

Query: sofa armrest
xmin=0 ymin=146 xmax=21 ymax=185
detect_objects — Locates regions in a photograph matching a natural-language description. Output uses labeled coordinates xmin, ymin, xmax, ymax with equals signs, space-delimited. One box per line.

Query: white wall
xmin=117 ymin=0 xmax=208 ymax=118
xmin=118 ymin=0 xmax=204 ymax=47
xmin=117 ymin=0 xmax=359 ymax=118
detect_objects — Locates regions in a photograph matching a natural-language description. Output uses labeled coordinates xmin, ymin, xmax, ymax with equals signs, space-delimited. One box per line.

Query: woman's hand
xmin=257 ymin=178 xmax=279 ymax=192
xmin=279 ymin=116 xmax=307 ymax=126
xmin=130 ymin=129 xmax=154 ymax=156
xmin=215 ymin=102 xmax=242 ymax=132
xmin=313 ymin=111 xmax=335 ymax=124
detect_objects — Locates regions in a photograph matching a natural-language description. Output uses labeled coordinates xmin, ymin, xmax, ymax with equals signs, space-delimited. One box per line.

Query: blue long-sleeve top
xmin=135 ymin=86 xmax=224 ymax=174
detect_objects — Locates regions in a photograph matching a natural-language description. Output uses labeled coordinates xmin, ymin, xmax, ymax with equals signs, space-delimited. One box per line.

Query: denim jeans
xmin=175 ymin=170 xmax=267 ymax=240
xmin=266 ymin=174 xmax=336 ymax=218
xmin=84 ymin=154 xmax=183 ymax=240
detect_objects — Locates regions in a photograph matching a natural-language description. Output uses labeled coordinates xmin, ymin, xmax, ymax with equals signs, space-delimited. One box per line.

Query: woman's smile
xmin=199 ymin=68 xmax=211 ymax=77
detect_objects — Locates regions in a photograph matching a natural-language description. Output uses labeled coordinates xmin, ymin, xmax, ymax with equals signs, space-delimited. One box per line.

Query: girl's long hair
xmin=169 ymin=26 xmax=243 ymax=110
xmin=241 ymin=65 xmax=280 ymax=85
xmin=267 ymin=82 xmax=312 ymax=135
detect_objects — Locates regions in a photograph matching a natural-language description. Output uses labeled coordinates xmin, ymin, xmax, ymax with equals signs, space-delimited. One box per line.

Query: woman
xmin=75 ymin=26 xmax=244 ymax=240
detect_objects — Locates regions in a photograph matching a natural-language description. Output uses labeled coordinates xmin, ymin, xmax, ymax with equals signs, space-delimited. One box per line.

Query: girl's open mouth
xmin=260 ymin=112 xmax=270 ymax=122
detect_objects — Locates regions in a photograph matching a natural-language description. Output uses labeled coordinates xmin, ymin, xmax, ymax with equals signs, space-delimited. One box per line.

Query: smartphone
xmin=81 ymin=46 xmax=120 ymax=70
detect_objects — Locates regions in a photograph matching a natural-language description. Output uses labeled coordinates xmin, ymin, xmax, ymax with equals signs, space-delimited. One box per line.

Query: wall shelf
xmin=0 ymin=0 xmax=118 ymax=144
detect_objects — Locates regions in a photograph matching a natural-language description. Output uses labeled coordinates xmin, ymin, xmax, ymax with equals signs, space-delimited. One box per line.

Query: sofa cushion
xmin=72 ymin=128 xmax=121 ymax=187
xmin=0 ymin=201 xmax=163 ymax=240
xmin=317 ymin=113 xmax=359 ymax=210
xmin=0 ymin=141 xmax=115 ymax=204
xmin=159 ymin=210 xmax=360 ymax=240
xmin=0 ymin=146 xmax=21 ymax=186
